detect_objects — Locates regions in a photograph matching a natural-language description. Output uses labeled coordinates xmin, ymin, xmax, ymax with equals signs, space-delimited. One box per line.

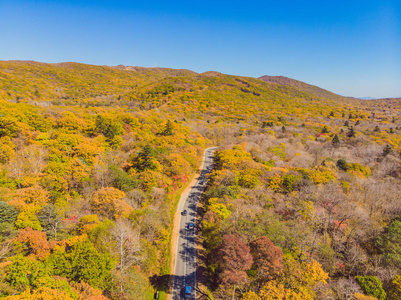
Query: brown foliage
xmin=217 ymin=234 xmax=253 ymax=286
xmin=250 ymin=236 xmax=284 ymax=281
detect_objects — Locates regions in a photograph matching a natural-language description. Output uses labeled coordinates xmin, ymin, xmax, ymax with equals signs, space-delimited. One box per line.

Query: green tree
xmin=382 ymin=145 xmax=392 ymax=157
xmin=95 ymin=114 xmax=124 ymax=140
xmin=336 ymin=159 xmax=349 ymax=171
xmin=37 ymin=204 xmax=62 ymax=240
xmin=355 ymin=276 xmax=386 ymax=300
xmin=132 ymin=144 xmax=159 ymax=171
xmin=347 ymin=126 xmax=355 ymax=137
xmin=332 ymin=134 xmax=340 ymax=148
xmin=47 ymin=240 xmax=114 ymax=290
xmin=0 ymin=201 xmax=19 ymax=224
xmin=376 ymin=219 xmax=401 ymax=269
xmin=321 ymin=126 xmax=329 ymax=133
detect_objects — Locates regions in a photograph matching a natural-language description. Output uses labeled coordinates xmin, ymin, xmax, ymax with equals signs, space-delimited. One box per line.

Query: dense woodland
xmin=0 ymin=61 xmax=401 ymax=299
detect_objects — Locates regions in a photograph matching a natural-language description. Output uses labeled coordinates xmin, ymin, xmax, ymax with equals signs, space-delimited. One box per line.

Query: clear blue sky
xmin=0 ymin=0 xmax=400 ymax=98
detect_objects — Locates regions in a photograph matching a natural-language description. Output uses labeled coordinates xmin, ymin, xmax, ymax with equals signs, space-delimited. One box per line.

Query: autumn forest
xmin=1 ymin=60 xmax=401 ymax=300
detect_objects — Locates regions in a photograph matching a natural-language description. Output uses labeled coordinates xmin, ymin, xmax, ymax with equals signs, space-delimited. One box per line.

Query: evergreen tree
xmin=281 ymin=126 xmax=286 ymax=133
xmin=321 ymin=126 xmax=329 ymax=133
xmin=344 ymin=121 xmax=349 ymax=127
xmin=332 ymin=134 xmax=340 ymax=148
xmin=336 ymin=159 xmax=349 ymax=171
xmin=161 ymin=120 xmax=174 ymax=136
xmin=346 ymin=126 xmax=355 ymax=137
xmin=329 ymin=111 xmax=335 ymax=117
xmin=374 ymin=126 xmax=380 ymax=132
xmin=355 ymin=120 xmax=360 ymax=126
xmin=382 ymin=145 xmax=392 ymax=157
xmin=133 ymin=144 xmax=157 ymax=171
xmin=0 ymin=201 xmax=18 ymax=224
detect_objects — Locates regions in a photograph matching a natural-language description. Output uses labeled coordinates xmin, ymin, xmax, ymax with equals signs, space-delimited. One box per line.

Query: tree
xmin=37 ymin=204 xmax=62 ymax=240
xmin=347 ymin=126 xmax=355 ymax=137
xmin=388 ymin=275 xmax=401 ymax=300
xmin=15 ymin=227 xmax=50 ymax=260
xmin=95 ymin=114 xmax=124 ymax=140
xmin=355 ymin=276 xmax=386 ymax=300
xmin=2 ymin=287 xmax=75 ymax=300
xmin=107 ymin=219 xmax=141 ymax=293
xmin=382 ymin=145 xmax=392 ymax=157
xmin=321 ymin=126 xmax=329 ymax=133
xmin=0 ymin=116 xmax=19 ymax=138
xmin=160 ymin=120 xmax=174 ymax=136
xmin=376 ymin=219 xmax=401 ymax=269
xmin=89 ymin=187 xmax=133 ymax=220
xmin=0 ymin=201 xmax=19 ymax=224
xmin=332 ymin=134 xmax=340 ymax=148
xmin=217 ymin=235 xmax=253 ymax=286
xmin=0 ymin=136 xmax=15 ymax=163
xmin=48 ymin=240 xmax=114 ymax=290
xmin=374 ymin=126 xmax=380 ymax=132
xmin=249 ymin=236 xmax=283 ymax=281
xmin=132 ymin=144 xmax=160 ymax=172
xmin=336 ymin=159 xmax=349 ymax=171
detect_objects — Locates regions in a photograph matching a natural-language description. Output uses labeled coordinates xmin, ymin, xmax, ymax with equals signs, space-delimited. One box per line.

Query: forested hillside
xmin=0 ymin=61 xmax=401 ymax=300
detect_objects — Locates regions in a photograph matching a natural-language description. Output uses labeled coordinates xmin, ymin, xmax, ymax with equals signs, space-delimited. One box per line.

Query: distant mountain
xmin=360 ymin=97 xmax=376 ymax=100
xmin=258 ymin=75 xmax=353 ymax=102
xmin=0 ymin=60 xmax=370 ymax=120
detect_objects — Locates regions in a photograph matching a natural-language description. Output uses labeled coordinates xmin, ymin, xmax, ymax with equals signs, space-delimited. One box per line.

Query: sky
xmin=0 ymin=0 xmax=400 ymax=98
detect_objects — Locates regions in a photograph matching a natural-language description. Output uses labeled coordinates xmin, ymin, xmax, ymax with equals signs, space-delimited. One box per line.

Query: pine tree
xmin=321 ymin=126 xmax=329 ymax=133
xmin=133 ymin=144 xmax=156 ymax=171
xmin=382 ymin=145 xmax=392 ymax=157
xmin=332 ymin=134 xmax=340 ymax=148
xmin=347 ymin=126 xmax=355 ymax=137
xmin=161 ymin=120 xmax=174 ymax=136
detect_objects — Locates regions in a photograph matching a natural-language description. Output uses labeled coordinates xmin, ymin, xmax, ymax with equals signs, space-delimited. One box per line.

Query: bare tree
xmin=107 ymin=219 xmax=141 ymax=293
xmin=0 ymin=241 xmax=11 ymax=261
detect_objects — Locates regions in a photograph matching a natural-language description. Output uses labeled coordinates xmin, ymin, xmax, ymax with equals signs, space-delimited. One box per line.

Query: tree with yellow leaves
xmin=89 ymin=187 xmax=132 ymax=219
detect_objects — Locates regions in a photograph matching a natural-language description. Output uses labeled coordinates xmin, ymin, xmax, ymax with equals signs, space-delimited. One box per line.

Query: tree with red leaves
xmin=217 ymin=234 xmax=253 ymax=286
xmin=250 ymin=236 xmax=284 ymax=281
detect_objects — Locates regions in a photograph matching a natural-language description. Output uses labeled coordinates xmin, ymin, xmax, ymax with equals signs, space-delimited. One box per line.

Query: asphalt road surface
xmin=172 ymin=147 xmax=217 ymax=300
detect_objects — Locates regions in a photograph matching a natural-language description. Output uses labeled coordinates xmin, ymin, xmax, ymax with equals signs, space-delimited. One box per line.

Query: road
xmin=171 ymin=147 xmax=217 ymax=300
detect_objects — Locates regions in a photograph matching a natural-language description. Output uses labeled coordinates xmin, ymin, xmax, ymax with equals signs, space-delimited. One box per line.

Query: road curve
xmin=171 ymin=147 xmax=217 ymax=300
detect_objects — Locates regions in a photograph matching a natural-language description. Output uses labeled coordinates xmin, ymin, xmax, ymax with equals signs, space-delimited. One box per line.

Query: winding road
xmin=171 ymin=147 xmax=217 ymax=300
